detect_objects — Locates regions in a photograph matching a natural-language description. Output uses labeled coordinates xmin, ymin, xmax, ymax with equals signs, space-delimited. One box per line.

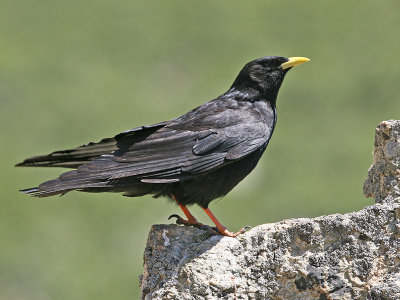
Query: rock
xmin=140 ymin=120 xmax=400 ymax=300
xmin=364 ymin=120 xmax=400 ymax=203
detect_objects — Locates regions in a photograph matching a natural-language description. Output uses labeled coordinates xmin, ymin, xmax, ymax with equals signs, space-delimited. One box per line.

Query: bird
xmin=16 ymin=56 xmax=310 ymax=237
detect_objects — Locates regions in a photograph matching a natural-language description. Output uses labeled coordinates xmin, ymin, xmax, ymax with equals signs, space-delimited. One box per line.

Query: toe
xmin=168 ymin=214 xmax=185 ymax=225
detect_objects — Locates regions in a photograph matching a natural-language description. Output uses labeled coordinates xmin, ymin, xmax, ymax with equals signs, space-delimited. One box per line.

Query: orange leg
xmin=169 ymin=194 xmax=249 ymax=237
xmin=203 ymin=208 xmax=249 ymax=237
xmin=169 ymin=194 xmax=204 ymax=227
xmin=177 ymin=203 xmax=201 ymax=225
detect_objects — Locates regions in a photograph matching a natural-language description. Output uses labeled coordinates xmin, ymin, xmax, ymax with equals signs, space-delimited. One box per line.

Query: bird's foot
xmin=201 ymin=207 xmax=251 ymax=237
xmin=218 ymin=226 xmax=251 ymax=237
xmin=168 ymin=214 xmax=204 ymax=227
xmin=168 ymin=214 xmax=204 ymax=228
xmin=168 ymin=214 xmax=251 ymax=237
xmin=168 ymin=214 xmax=219 ymax=234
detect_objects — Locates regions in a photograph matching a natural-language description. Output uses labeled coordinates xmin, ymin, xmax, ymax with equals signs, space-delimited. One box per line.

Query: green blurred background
xmin=1 ymin=1 xmax=400 ymax=299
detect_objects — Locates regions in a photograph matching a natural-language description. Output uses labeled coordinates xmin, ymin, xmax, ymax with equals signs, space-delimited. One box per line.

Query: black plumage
xmin=17 ymin=56 xmax=309 ymax=236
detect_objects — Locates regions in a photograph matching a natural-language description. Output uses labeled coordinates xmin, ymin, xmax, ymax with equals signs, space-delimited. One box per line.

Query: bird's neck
xmin=222 ymin=87 xmax=277 ymax=106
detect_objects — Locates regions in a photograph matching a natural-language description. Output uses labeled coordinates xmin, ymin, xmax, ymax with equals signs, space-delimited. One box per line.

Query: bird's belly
xmin=170 ymin=148 xmax=265 ymax=208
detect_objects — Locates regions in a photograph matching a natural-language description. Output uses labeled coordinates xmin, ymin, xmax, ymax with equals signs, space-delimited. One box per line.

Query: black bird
xmin=16 ymin=56 xmax=310 ymax=236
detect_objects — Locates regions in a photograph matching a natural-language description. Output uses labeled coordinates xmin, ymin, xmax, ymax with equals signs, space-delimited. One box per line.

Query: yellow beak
xmin=281 ymin=57 xmax=310 ymax=70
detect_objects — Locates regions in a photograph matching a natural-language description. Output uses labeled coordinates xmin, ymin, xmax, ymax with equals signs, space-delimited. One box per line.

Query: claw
xmin=168 ymin=214 xmax=206 ymax=228
xmin=220 ymin=228 xmax=246 ymax=237
xmin=168 ymin=214 xmax=181 ymax=220
xmin=168 ymin=214 xmax=185 ymax=225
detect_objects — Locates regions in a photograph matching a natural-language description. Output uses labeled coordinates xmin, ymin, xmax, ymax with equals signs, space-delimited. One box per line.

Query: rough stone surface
xmin=140 ymin=120 xmax=400 ymax=300
xmin=364 ymin=120 xmax=400 ymax=203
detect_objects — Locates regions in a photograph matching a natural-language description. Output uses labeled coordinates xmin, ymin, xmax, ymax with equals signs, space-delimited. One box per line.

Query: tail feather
xmin=19 ymin=150 xmax=119 ymax=197
xmin=17 ymin=122 xmax=173 ymax=197
xmin=20 ymin=187 xmax=40 ymax=196
xmin=16 ymin=137 xmax=117 ymax=168
xmin=20 ymin=176 xmax=109 ymax=197
xmin=20 ymin=182 xmax=74 ymax=197
xmin=20 ymin=186 xmax=70 ymax=197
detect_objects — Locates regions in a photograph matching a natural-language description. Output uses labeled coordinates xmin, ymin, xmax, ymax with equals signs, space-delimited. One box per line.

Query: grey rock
xmin=364 ymin=120 xmax=400 ymax=203
xmin=140 ymin=120 xmax=400 ymax=300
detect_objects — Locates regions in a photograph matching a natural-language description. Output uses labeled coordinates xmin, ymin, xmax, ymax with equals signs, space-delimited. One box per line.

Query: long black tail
xmin=18 ymin=152 xmax=131 ymax=197
xmin=16 ymin=137 xmax=117 ymax=168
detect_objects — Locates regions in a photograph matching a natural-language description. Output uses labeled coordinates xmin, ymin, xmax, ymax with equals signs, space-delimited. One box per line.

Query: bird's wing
xmin=71 ymin=103 xmax=274 ymax=184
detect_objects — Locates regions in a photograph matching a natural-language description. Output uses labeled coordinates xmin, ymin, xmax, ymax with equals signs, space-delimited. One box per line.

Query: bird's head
xmin=229 ymin=56 xmax=310 ymax=104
